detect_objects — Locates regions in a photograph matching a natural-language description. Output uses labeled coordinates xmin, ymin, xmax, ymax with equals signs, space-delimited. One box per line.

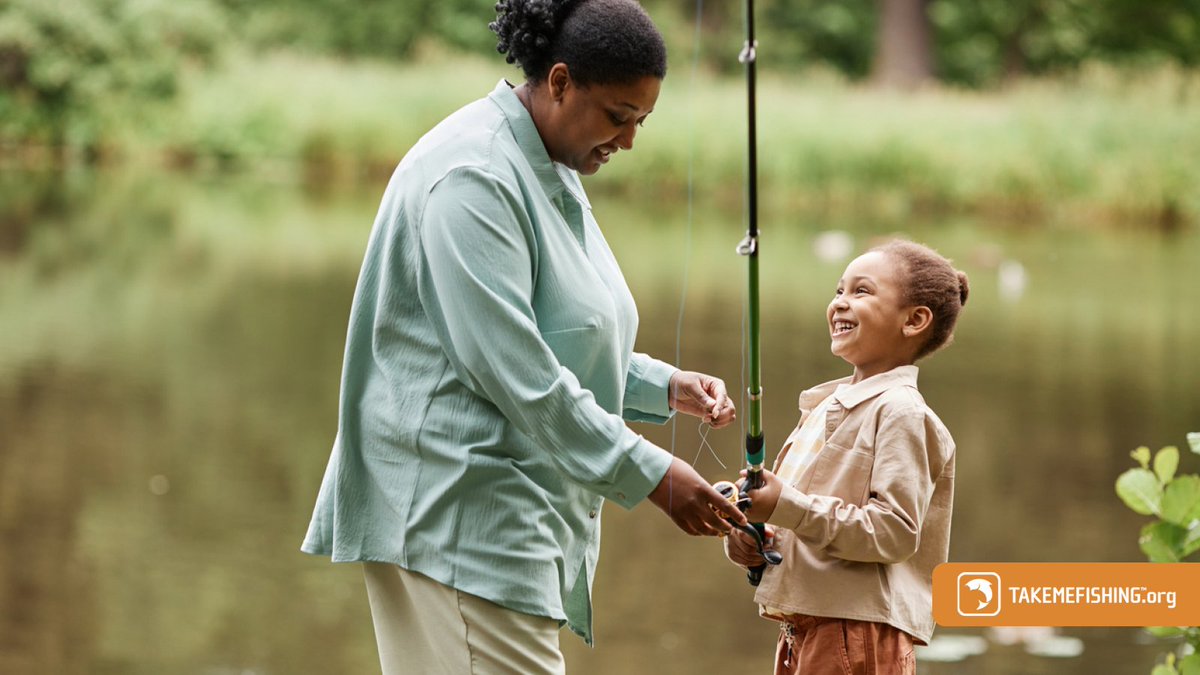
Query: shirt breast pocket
xmin=802 ymin=443 xmax=874 ymax=506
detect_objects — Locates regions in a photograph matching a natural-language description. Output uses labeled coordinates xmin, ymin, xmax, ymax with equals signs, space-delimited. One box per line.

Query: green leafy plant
xmin=1116 ymin=432 xmax=1200 ymax=675
xmin=0 ymin=0 xmax=225 ymax=149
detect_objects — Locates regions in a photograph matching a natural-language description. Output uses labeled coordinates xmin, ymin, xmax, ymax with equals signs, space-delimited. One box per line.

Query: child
xmin=726 ymin=239 xmax=969 ymax=675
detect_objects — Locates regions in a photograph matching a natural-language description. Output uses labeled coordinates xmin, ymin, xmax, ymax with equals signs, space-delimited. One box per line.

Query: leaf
xmin=1182 ymin=523 xmax=1200 ymax=559
xmin=1189 ymin=433 xmax=1200 ymax=455
xmin=1146 ymin=626 xmax=1187 ymax=638
xmin=1118 ymin=468 xmax=1163 ymax=515
xmin=1162 ymin=475 xmax=1200 ymax=526
xmin=1156 ymin=446 xmax=1181 ymax=484
xmin=1140 ymin=522 xmax=1185 ymax=563
xmin=1133 ymin=446 xmax=1153 ymax=469
xmin=1179 ymin=654 xmax=1200 ymax=675
xmin=1154 ymin=663 xmax=1179 ymax=675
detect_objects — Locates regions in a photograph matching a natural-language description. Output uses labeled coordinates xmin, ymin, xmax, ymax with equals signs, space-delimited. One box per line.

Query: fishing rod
xmin=728 ymin=0 xmax=781 ymax=587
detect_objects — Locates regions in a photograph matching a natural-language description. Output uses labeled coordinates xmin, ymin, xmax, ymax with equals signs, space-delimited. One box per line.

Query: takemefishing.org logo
xmin=957 ymin=572 xmax=1002 ymax=617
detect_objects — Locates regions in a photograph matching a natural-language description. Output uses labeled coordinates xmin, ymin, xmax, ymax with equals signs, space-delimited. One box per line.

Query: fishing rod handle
xmin=740 ymin=471 xmax=774 ymax=586
xmin=713 ymin=479 xmax=783 ymax=587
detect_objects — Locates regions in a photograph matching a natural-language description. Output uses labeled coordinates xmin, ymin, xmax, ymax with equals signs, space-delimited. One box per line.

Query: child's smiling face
xmin=827 ymin=251 xmax=925 ymax=381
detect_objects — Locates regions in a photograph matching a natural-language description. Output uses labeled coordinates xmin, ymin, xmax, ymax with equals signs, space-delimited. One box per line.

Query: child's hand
xmin=740 ymin=469 xmax=783 ymax=522
xmin=724 ymin=525 xmax=776 ymax=567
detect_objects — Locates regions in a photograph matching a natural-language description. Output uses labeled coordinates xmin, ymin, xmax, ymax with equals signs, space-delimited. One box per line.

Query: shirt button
xmin=616 ymin=492 xmax=626 ymax=501
xmin=588 ymin=510 xmax=597 ymax=519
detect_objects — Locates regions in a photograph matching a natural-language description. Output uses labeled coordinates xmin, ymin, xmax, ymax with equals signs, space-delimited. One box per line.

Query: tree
xmin=870 ymin=0 xmax=934 ymax=88
xmin=760 ymin=0 xmax=876 ymax=79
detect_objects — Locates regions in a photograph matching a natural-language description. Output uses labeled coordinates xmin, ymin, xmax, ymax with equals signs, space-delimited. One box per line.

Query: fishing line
xmin=739 ymin=238 xmax=748 ymax=468
xmin=670 ymin=0 xmax=746 ymax=475
xmin=692 ymin=420 xmax=728 ymax=470
xmin=670 ymin=0 xmax=708 ymax=479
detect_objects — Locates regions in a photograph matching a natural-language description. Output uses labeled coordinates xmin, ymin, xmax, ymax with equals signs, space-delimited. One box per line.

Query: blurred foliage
xmin=213 ymin=0 xmax=498 ymax=57
xmin=931 ymin=0 xmax=1200 ymax=86
xmin=676 ymin=0 xmax=1200 ymax=85
xmin=0 ymin=0 xmax=225 ymax=149
xmin=132 ymin=53 xmax=1198 ymax=229
xmin=560 ymin=0 xmax=1180 ymax=86
xmin=1116 ymin=434 xmax=1200 ymax=675
xmin=759 ymin=0 xmax=877 ymax=79
xmin=2 ymin=0 xmax=1198 ymax=156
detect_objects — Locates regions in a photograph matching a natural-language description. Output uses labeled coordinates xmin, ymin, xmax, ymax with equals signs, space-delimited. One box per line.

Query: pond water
xmin=1 ymin=167 xmax=1197 ymax=674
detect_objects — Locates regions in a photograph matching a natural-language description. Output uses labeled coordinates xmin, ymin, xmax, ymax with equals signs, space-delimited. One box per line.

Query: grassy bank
xmin=33 ymin=50 xmax=1200 ymax=229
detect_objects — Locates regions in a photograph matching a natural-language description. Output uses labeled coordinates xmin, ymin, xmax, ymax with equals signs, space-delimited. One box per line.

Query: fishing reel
xmin=713 ymin=480 xmax=784 ymax=579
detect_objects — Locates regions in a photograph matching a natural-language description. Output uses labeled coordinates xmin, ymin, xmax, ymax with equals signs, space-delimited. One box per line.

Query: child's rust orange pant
xmin=774 ymin=614 xmax=916 ymax=675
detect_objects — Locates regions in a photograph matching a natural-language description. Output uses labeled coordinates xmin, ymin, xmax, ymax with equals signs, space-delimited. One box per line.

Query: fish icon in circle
xmin=964 ymin=578 xmax=993 ymax=610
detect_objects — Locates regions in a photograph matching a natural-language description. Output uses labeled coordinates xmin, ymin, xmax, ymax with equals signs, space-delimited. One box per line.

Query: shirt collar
xmin=488 ymin=79 xmax=571 ymax=202
xmin=833 ymin=365 xmax=920 ymax=409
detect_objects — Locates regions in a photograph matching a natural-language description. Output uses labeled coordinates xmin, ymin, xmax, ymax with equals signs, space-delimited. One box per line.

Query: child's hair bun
xmin=871 ymin=239 xmax=969 ymax=359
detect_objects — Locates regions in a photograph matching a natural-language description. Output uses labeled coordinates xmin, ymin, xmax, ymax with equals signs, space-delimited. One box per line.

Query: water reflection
xmin=1 ymin=168 xmax=1196 ymax=674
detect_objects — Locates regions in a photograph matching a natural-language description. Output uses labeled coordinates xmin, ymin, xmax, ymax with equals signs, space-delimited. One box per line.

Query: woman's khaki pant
xmin=362 ymin=563 xmax=566 ymax=675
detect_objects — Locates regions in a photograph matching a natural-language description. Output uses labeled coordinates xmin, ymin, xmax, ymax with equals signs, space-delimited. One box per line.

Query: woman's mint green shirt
xmin=302 ymin=80 xmax=676 ymax=644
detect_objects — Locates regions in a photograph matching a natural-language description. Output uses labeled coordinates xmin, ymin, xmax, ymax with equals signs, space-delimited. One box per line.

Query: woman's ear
xmin=903 ymin=306 xmax=933 ymax=338
xmin=546 ymin=63 xmax=572 ymax=102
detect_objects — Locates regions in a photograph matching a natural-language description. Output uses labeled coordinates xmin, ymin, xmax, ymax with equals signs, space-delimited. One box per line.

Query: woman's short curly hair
xmin=871 ymin=240 xmax=970 ymax=360
xmin=490 ymin=0 xmax=667 ymax=86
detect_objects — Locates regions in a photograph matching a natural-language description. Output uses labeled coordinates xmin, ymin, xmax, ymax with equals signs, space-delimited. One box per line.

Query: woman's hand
xmin=724 ymin=525 xmax=776 ymax=567
xmin=649 ymin=457 xmax=748 ymax=536
xmin=668 ymin=370 xmax=736 ymax=428
xmin=740 ymin=469 xmax=783 ymax=523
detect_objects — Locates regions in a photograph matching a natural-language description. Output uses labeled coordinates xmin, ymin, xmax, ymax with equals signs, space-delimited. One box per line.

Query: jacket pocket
xmin=802 ymin=443 xmax=874 ymax=506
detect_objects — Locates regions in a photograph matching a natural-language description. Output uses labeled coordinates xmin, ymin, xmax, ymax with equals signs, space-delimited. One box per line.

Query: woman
xmin=301 ymin=0 xmax=746 ymax=672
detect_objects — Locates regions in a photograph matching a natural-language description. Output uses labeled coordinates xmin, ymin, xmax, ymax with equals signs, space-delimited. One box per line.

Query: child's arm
xmin=745 ymin=405 xmax=952 ymax=564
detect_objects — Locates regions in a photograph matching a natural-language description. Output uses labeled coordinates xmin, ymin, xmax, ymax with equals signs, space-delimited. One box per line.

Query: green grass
xmin=85 ymin=51 xmax=1200 ymax=229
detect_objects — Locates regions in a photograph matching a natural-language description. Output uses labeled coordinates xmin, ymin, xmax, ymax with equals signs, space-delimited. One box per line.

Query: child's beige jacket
xmin=755 ymin=365 xmax=955 ymax=644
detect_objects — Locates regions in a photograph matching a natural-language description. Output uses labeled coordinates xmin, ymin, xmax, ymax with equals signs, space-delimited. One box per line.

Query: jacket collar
xmin=488 ymin=79 xmax=574 ymax=203
xmin=798 ymin=365 xmax=920 ymax=412
xmin=834 ymin=365 xmax=920 ymax=409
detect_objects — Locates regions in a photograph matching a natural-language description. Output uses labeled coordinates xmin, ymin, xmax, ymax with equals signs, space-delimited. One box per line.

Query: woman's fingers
xmin=706 ymin=483 xmax=747 ymax=528
xmin=706 ymin=398 xmax=736 ymax=428
xmin=701 ymin=375 xmax=730 ymax=420
xmin=671 ymin=371 xmax=737 ymax=426
xmin=649 ymin=457 xmax=764 ymax=538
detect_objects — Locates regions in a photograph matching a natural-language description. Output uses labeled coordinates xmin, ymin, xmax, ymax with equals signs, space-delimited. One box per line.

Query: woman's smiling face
xmin=539 ymin=66 xmax=660 ymax=175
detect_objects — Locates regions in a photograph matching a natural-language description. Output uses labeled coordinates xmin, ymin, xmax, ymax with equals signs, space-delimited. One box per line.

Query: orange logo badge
xmin=957 ymin=572 xmax=1001 ymax=617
